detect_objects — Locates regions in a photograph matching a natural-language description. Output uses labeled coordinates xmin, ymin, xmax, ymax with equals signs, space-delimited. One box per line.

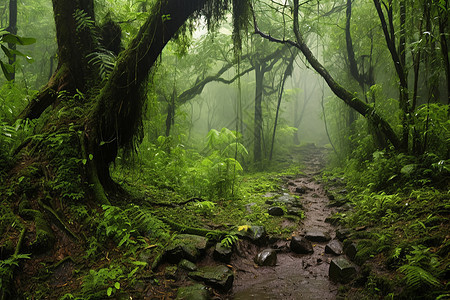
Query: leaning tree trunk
xmin=253 ymin=0 xmax=402 ymax=150
xmin=86 ymin=0 xmax=208 ymax=192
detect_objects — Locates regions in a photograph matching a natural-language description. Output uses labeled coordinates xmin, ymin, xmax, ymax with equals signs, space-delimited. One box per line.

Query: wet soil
xmin=229 ymin=145 xmax=339 ymax=299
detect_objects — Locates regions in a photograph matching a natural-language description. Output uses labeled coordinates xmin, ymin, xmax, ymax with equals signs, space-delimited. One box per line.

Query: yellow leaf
xmin=238 ymin=225 xmax=251 ymax=232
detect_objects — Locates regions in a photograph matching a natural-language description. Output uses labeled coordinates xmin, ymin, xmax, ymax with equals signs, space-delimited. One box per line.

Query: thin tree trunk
xmin=373 ymin=0 xmax=409 ymax=151
xmin=254 ymin=64 xmax=264 ymax=164
xmin=437 ymin=0 xmax=449 ymax=107
xmin=269 ymin=53 xmax=294 ymax=160
xmin=7 ymin=0 xmax=17 ymax=81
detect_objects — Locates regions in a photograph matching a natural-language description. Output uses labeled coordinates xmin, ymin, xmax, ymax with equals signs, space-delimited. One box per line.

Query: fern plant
xmin=87 ymin=49 xmax=116 ymax=80
xmin=73 ymin=9 xmax=117 ymax=81
xmin=124 ymin=204 xmax=170 ymax=241
xmin=398 ymin=245 xmax=442 ymax=290
xmin=0 ymin=254 xmax=31 ymax=298
xmin=73 ymin=9 xmax=95 ymax=32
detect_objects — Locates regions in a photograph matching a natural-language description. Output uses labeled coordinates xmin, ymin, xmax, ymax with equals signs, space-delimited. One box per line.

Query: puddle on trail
xmin=229 ymin=146 xmax=338 ymax=300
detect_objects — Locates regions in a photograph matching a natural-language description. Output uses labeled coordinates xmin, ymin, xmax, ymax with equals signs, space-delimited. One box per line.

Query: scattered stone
xmin=268 ymin=206 xmax=284 ymax=216
xmin=164 ymin=265 xmax=178 ymax=279
xmin=275 ymin=194 xmax=295 ymax=204
xmin=338 ymin=189 xmax=348 ymax=194
xmin=189 ymin=265 xmax=234 ymax=292
xmin=290 ymin=236 xmax=314 ymax=254
xmin=344 ymin=242 xmax=358 ymax=261
xmin=236 ymin=225 xmax=266 ymax=245
xmin=325 ymin=215 xmax=342 ymax=225
xmin=213 ymin=243 xmax=232 ymax=263
xmin=304 ymin=230 xmax=331 ymax=242
xmin=273 ymin=240 xmax=290 ymax=252
xmin=295 ymin=186 xmax=306 ymax=194
xmin=245 ymin=202 xmax=257 ymax=213
xmin=325 ymin=239 xmax=343 ymax=255
xmin=290 ymin=199 xmax=303 ymax=208
xmin=329 ymin=257 xmax=357 ymax=283
xmin=178 ymin=259 xmax=197 ymax=272
xmin=176 ymin=284 xmax=210 ymax=300
xmin=286 ymin=206 xmax=303 ymax=217
xmin=335 ymin=228 xmax=351 ymax=241
xmin=254 ymin=249 xmax=277 ymax=266
xmin=164 ymin=234 xmax=208 ymax=263
xmin=325 ymin=190 xmax=335 ymax=200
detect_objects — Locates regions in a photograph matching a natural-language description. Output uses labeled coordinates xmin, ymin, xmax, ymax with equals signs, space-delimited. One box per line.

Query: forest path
xmin=229 ymin=145 xmax=338 ymax=299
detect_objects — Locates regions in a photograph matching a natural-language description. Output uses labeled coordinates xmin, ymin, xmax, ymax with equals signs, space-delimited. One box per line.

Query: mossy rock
xmin=188 ymin=265 xmax=234 ymax=292
xmin=176 ymin=284 xmax=210 ymax=300
xmin=164 ymin=234 xmax=208 ymax=263
xmin=19 ymin=206 xmax=55 ymax=254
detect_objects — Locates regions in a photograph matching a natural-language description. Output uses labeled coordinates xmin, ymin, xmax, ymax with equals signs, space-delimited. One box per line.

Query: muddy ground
xmin=229 ymin=146 xmax=339 ymax=299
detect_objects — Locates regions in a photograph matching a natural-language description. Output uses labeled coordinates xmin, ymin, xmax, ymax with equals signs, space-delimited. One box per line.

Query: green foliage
xmin=0 ymin=29 xmax=36 ymax=80
xmin=73 ymin=9 xmax=95 ymax=32
xmin=412 ymin=103 xmax=449 ymax=157
xmin=220 ymin=233 xmax=238 ymax=248
xmin=124 ymin=204 xmax=170 ymax=241
xmin=0 ymin=254 xmax=31 ymax=298
xmin=97 ymin=204 xmax=170 ymax=254
xmin=0 ymin=119 xmax=35 ymax=180
xmin=115 ymin=127 xmax=247 ymax=200
xmin=80 ymin=265 xmax=123 ymax=299
xmin=86 ymin=50 xmax=116 ymax=80
xmin=38 ymin=130 xmax=85 ymax=201
xmin=98 ymin=205 xmax=138 ymax=248
xmin=193 ymin=201 xmax=216 ymax=216
xmin=398 ymin=245 xmax=442 ymax=290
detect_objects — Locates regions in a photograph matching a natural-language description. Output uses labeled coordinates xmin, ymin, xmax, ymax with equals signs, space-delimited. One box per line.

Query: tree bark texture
xmin=7 ymin=0 xmax=17 ymax=80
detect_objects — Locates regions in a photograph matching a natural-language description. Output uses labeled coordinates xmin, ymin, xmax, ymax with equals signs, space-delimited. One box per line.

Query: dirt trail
xmin=229 ymin=145 xmax=338 ymax=299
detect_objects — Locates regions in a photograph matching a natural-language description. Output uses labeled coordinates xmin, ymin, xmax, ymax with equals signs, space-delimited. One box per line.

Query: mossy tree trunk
xmin=17 ymin=0 xmax=209 ymax=201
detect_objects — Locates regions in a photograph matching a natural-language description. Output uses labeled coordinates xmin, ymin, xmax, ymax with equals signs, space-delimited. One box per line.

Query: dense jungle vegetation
xmin=0 ymin=0 xmax=449 ymax=299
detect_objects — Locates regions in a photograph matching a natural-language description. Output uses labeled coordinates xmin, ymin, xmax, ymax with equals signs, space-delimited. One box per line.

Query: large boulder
xmin=189 ymin=265 xmax=234 ymax=292
xmin=329 ymin=257 xmax=357 ymax=283
xmin=254 ymin=249 xmax=277 ymax=266
xmin=164 ymin=234 xmax=208 ymax=263
xmin=290 ymin=236 xmax=313 ymax=254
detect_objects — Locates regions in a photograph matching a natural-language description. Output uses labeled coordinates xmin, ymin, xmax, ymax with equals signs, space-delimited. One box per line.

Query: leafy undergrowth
xmin=1 ymin=142 xmax=306 ymax=299
xmin=323 ymin=153 xmax=450 ymax=300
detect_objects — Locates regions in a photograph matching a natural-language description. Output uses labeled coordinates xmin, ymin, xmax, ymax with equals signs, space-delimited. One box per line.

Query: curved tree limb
xmin=251 ymin=1 xmax=401 ymax=150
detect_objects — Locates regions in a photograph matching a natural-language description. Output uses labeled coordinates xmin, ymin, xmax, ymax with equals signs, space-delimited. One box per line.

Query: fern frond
xmin=87 ymin=49 xmax=116 ymax=80
xmin=399 ymin=265 xmax=441 ymax=289
xmin=125 ymin=205 xmax=169 ymax=240
xmin=73 ymin=9 xmax=95 ymax=32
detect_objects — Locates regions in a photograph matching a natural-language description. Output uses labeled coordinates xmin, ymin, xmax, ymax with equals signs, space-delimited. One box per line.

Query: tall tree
xmin=6 ymin=0 xmax=17 ymax=81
